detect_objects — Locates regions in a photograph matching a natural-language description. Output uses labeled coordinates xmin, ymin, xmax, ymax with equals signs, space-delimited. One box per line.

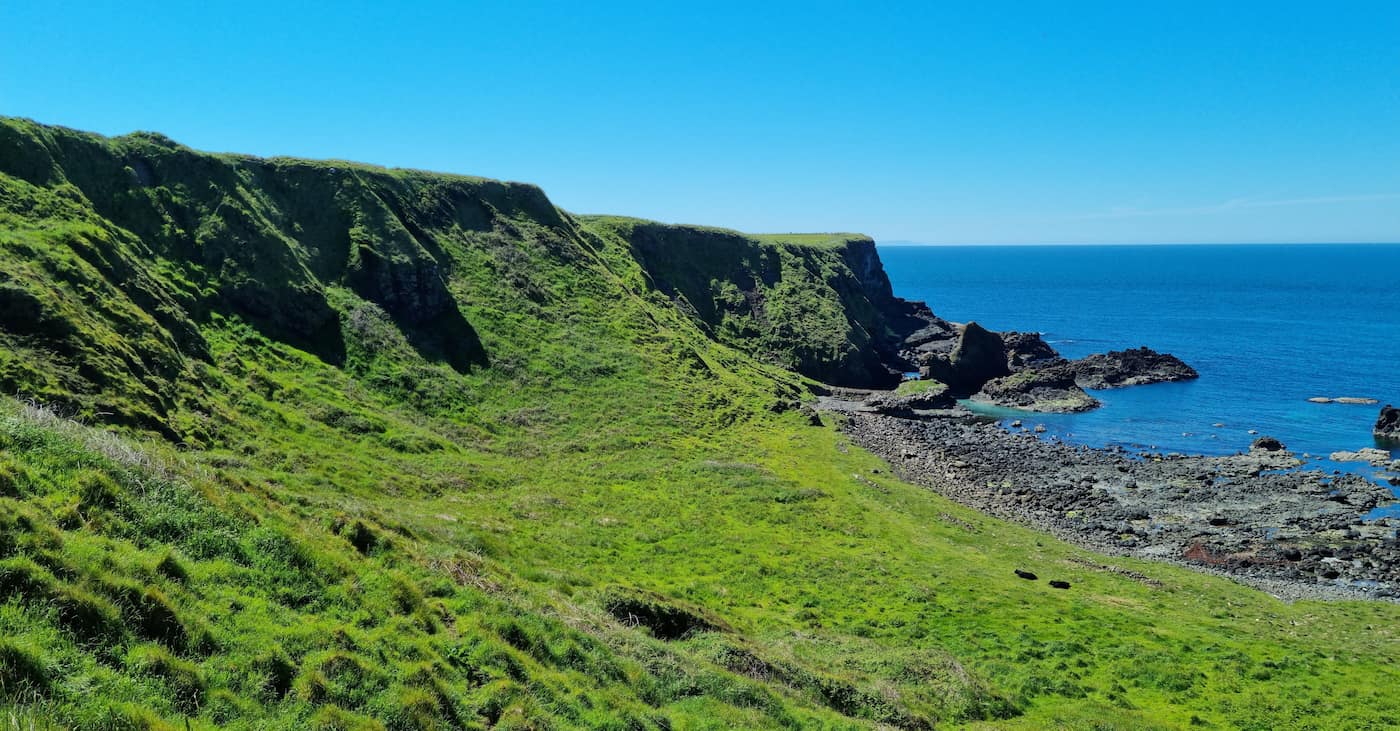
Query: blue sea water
xmin=877 ymin=243 xmax=1400 ymax=504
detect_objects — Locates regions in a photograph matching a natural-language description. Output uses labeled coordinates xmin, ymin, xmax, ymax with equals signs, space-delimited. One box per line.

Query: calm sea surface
xmin=877 ymin=243 xmax=1400 ymax=506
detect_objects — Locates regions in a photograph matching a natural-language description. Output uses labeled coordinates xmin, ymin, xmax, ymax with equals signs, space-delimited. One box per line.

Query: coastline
xmin=820 ymin=395 xmax=1400 ymax=602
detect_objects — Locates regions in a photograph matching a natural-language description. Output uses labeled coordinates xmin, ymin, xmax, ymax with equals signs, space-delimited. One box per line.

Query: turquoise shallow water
xmin=878 ymin=243 xmax=1400 ymax=502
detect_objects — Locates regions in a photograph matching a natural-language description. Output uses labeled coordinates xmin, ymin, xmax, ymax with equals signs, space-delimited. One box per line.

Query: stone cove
xmin=814 ymin=311 xmax=1400 ymax=600
xmin=878 ymin=244 xmax=1400 ymax=468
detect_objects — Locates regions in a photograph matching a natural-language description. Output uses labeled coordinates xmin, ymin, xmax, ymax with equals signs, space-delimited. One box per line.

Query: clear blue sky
xmin=3 ymin=2 xmax=1398 ymax=244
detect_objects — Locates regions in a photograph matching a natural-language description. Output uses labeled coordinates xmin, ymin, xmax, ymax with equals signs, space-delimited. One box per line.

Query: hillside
xmin=0 ymin=118 xmax=1397 ymax=730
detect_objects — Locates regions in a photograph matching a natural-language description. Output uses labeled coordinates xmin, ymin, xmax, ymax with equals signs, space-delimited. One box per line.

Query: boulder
xmin=863 ymin=381 xmax=956 ymax=416
xmin=1376 ymin=405 xmax=1400 ymax=444
xmin=920 ymin=322 xmax=1011 ymax=396
xmin=1000 ymin=331 xmax=1060 ymax=369
xmin=1250 ymin=436 xmax=1285 ymax=452
xmin=1065 ymin=347 xmax=1198 ymax=389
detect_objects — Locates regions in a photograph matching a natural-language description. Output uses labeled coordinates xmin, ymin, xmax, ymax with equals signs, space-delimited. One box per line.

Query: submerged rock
xmin=1330 ymin=448 xmax=1393 ymax=465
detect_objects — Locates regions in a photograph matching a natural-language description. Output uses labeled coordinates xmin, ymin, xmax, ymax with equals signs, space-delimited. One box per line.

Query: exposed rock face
xmin=1377 ymin=405 xmax=1400 ymax=443
xmin=913 ymin=325 xmax=1194 ymax=413
xmin=921 ymin=322 xmax=1011 ymax=396
xmin=900 ymin=316 xmax=958 ymax=361
xmin=347 ymin=248 xmax=452 ymax=325
xmin=973 ymin=365 xmax=1100 ymax=413
xmin=1250 ymin=436 xmax=1286 ymax=452
xmin=1000 ymin=331 xmax=1058 ymax=369
xmin=1066 ymin=347 xmax=1198 ymax=389
xmin=606 ymin=220 xmax=945 ymax=388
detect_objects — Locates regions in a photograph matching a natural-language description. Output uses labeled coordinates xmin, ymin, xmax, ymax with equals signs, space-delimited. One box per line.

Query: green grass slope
xmin=0 ymin=118 xmax=1397 ymax=730
xmin=580 ymin=216 xmax=921 ymax=388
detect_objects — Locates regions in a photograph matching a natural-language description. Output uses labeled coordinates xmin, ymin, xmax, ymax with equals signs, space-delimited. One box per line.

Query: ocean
xmin=877 ymin=243 xmax=1400 ymax=508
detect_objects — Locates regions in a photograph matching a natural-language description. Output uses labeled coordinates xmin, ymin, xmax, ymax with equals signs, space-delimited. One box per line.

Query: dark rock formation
xmin=1377 ymin=405 xmax=1400 ymax=444
xmin=1251 ymin=436 xmax=1286 ymax=452
xmin=1066 ymin=347 xmax=1198 ymax=389
xmin=972 ymin=365 xmax=1099 ymax=413
xmin=1001 ymin=331 xmax=1058 ymax=369
xmin=900 ymin=316 xmax=959 ymax=362
xmin=921 ymin=322 xmax=1011 ymax=396
xmin=914 ymin=327 xmax=1193 ymax=413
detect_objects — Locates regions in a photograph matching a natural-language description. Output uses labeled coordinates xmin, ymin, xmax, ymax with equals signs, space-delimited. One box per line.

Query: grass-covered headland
xmin=0 ymin=118 xmax=1396 ymax=730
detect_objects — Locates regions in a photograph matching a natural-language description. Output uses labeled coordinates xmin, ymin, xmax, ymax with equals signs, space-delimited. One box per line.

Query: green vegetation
xmin=0 ymin=117 xmax=1397 ymax=729
xmin=894 ymin=378 xmax=949 ymax=397
xmin=581 ymin=216 xmax=909 ymax=387
xmin=748 ymin=233 xmax=869 ymax=249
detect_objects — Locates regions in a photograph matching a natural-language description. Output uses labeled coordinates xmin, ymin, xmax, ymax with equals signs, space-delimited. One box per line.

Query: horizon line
xmin=876 ymin=240 xmax=1400 ymax=247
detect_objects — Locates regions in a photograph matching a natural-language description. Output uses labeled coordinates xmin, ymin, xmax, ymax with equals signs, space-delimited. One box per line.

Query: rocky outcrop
xmin=972 ymin=365 xmax=1100 ymax=413
xmin=1000 ymin=331 xmax=1058 ymax=369
xmin=864 ymin=381 xmax=956 ymax=416
xmin=900 ymin=316 xmax=959 ymax=362
xmin=913 ymin=325 xmax=1192 ymax=413
xmin=1065 ymin=347 xmax=1198 ymax=389
xmin=921 ymin=322 xmax=1011 ymax=396
xmin=1331 ymin=448 xmax=1394 ymax=466
xmin=1377 ymin=405 xmax=1400 ymax=444
xmin=1250 ymin=436 xmax=1286 ymax=452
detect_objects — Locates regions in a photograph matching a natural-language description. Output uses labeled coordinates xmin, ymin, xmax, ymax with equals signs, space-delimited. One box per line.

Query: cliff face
xmin=0 ymin=118 xmax=924 ymax=430
xmin=581 ymin=217 xmax=927 ymax=387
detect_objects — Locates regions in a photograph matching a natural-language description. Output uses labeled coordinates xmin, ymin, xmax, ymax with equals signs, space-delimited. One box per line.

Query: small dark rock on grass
xmin=1049 ymin=580 xmax=1071 ymax=589
xmin=1014 ymin=569 xmax=1038 ymax=580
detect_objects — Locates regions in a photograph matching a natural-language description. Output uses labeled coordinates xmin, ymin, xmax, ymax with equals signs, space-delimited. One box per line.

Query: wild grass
xmin=0 ymin=117 xmax=1397 ymax=729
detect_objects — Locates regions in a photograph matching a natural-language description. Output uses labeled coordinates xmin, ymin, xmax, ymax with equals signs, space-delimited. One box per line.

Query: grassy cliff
xmin=581 ymin=217 xmax=924 ymax=387
xmin=0 ymin=118 xmax=1397 ymax=730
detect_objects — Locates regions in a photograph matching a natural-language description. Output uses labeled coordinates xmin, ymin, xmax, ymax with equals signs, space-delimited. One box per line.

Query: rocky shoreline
xmin=898 ymin=318 xmax=1198 ymax=413
xmin=820 ymin=396 xmax=1400 ymax=601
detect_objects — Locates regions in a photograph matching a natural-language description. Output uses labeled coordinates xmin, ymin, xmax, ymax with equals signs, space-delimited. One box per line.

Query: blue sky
xmin=3 ymin=2 xmax=1398 ymax=244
